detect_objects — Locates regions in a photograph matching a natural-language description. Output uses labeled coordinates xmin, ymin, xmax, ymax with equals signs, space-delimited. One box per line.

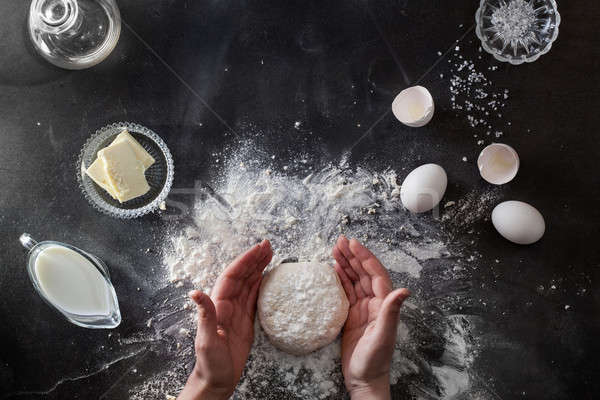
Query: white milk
xmin=34 ymin=245 xmax=110 ymax=316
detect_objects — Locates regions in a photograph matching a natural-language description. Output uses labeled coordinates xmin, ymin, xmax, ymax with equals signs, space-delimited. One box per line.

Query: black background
xmin=1 ymin=0 xmax=599 ymax=399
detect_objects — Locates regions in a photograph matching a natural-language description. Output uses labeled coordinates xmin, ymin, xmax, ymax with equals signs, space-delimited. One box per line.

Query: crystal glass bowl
xmin=475 ymin=0 xmax=560 ymax=65
xmin=77 ymin=122 xmax=174 ymax=218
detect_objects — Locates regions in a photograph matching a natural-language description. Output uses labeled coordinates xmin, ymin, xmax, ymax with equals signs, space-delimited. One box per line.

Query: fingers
xmin=334 ymin=262 xmax=357 ymax=305
xmin=347 ymin=238 xmax=390 ymax=282
xmin=334 ymin=236 xmax=392 ymax=298
xmin=334 ymin=236 xmax=370 ymax=299
xmin=374 ymin=288 xmax=410 ymax=346
xmin=224 ymin=240 xmax=273 ymax=280
xmin=238 ymin=240 xmax=272 ymax=298
xmin=246 ymin=277 xmax=263 ymax=318
xmin=189 ymin=290 xmax=218 ymax=345
xmin=213 ymin=240 xmax=272 ymax=300
xmin=333 ymin=239 xmax=359 ymax=281
xmin=335 ymin=236 xmax=365 ymax=280
xmin=243 ymin=241 xmax=273 ymax=316
xmin=256 ymin=240 xmax=273 ymax=274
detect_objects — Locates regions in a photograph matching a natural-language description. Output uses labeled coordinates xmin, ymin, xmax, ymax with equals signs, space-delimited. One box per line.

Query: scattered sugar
xmin=490 ymin=0 xmax=536 ymax=44
xmin=448 ymin=47 xmax=510 ymax=144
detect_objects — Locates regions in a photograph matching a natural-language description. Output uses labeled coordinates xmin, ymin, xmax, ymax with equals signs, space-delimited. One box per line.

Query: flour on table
xmin=153 ymin=142 xmax=490 ymax=399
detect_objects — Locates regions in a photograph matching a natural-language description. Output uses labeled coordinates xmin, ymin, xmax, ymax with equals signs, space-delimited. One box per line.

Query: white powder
xmin=442 ymin=187 xmax=502 ymax=233
xmin=166 ymin=157 xmax=446 ymax=287
xmin=147 ymin=143 xmax=487 ymax=399
xmin=238 ymin=322 xmax=344 ymax=399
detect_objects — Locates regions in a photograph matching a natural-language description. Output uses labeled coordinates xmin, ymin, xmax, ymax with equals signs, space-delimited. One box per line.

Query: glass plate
xmin=77 ymin=122 xmax=174 ymax=219
xmin=475 ymin=0 xmax=560 ymax=65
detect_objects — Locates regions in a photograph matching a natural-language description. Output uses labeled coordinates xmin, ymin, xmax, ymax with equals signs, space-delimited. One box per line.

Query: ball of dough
xmin=257 ymin=262 xmax=349 ymax=355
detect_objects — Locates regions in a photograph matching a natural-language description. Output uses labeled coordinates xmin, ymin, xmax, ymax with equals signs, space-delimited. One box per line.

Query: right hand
xmin=332 ymin=236 xmax=410 ymax=400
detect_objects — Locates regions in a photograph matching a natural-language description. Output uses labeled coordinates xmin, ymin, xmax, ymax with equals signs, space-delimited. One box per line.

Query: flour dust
xmin=120 ymin=141 xmax=500 ymax=400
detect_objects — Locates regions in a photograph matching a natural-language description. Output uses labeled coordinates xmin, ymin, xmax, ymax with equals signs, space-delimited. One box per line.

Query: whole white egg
xmin=400 ymin=163 xmax=447 ymax=213
xmin=491 ymin=201 xmax=545 ymax=244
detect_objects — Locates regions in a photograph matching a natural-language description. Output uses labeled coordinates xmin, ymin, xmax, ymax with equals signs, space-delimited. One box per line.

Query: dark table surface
xmin=1 ymin=0 xmax=599 ymax=399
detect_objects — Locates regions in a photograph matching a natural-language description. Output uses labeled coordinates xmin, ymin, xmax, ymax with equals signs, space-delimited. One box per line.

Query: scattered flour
xmin=442 ymin=188 xmax=502 ymax=233
xmin=166 ymin=157 xmax=448 ymax=287
xmin=149 ymin=143 xmax=487 ymax=399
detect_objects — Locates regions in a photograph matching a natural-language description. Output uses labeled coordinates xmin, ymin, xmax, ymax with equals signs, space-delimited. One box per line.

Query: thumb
xmin=374 ymin=288 xmax=410 ymax=345
xmin=189 ymin=290 xmax=218 ymax=344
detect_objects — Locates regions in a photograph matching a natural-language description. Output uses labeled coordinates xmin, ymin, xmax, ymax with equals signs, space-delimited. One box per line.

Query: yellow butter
xmin=110 ymin=129 xmax=155 ymax=170
xmin=99 ymin=140 xmax=150 ymax=203
xmin=85 ymin=158 xmax=119 ymax=200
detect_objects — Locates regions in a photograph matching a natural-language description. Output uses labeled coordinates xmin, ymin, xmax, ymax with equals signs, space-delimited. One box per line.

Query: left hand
xmin=178 ymin=240 xmax=273 ymax=400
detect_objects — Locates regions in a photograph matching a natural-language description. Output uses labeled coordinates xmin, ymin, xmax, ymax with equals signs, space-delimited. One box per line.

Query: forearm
xmin=348 ymin=376 xmax=391 ymax=400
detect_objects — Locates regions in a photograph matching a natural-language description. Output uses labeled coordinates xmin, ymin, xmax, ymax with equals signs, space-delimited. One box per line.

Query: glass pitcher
xmin=19 ymin=233 xmax=121 ymax=329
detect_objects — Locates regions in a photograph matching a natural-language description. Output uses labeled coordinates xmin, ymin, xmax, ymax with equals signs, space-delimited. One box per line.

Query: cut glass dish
xmin=475 ymin=0 xmax=560 ymax=65
xmin=77 ymin=122 xmax=174 ymax=219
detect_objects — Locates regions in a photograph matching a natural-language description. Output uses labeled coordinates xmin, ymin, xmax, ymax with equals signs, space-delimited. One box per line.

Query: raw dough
xmin=257 ymin=262 xmax=349 ymax=355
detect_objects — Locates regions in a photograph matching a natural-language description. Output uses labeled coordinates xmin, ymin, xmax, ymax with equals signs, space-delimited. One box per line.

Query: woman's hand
xmin=178 ymin=240 xmax=273 ymax=400
xmin=333 ymin=236 xmax=410 ymax=400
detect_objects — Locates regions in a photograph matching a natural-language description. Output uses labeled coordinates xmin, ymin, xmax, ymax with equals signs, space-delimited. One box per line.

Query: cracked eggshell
xmin=492 ymin=201 xmax=545 ymax=245
xmin=478 ymin=143 xmax=519 ymax=185
xmin=400 ymin=163 xmax=447 ymax=213
xmin=392 ymin=86 xmax=435 ymax=127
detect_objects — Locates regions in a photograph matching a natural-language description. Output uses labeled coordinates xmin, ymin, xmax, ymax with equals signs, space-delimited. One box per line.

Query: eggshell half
xmin=400 ymin=163 xmax=447 ymax=213
xmin=492 ymin=201 xmax=545 ymax=245
xmin=478 ymin=143 xmax=520 ymax=185
xmin=392 ymin=86 xmax=435 ymax=127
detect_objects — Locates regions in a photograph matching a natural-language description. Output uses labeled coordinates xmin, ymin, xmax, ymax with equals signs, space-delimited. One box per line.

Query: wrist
xmin=348 ymin=375 xmax=390 ymax=400
xmin=196 ymin=385 xmax=230 ymax=400
xmin=178 ymin=368 xmax=231 ymax=400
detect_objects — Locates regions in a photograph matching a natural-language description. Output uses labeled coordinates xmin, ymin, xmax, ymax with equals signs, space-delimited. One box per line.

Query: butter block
xmin=85 ymin=158 xmax=118 ymax=200
xmin=110 ymin=130 xmax=155 ymax=170
xmin=99 ymin=140 xmax=150 ymax=203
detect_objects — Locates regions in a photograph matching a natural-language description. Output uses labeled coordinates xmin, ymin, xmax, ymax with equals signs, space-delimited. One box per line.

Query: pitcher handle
xmin=19 ymin=233 xmax=38 ymax=251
